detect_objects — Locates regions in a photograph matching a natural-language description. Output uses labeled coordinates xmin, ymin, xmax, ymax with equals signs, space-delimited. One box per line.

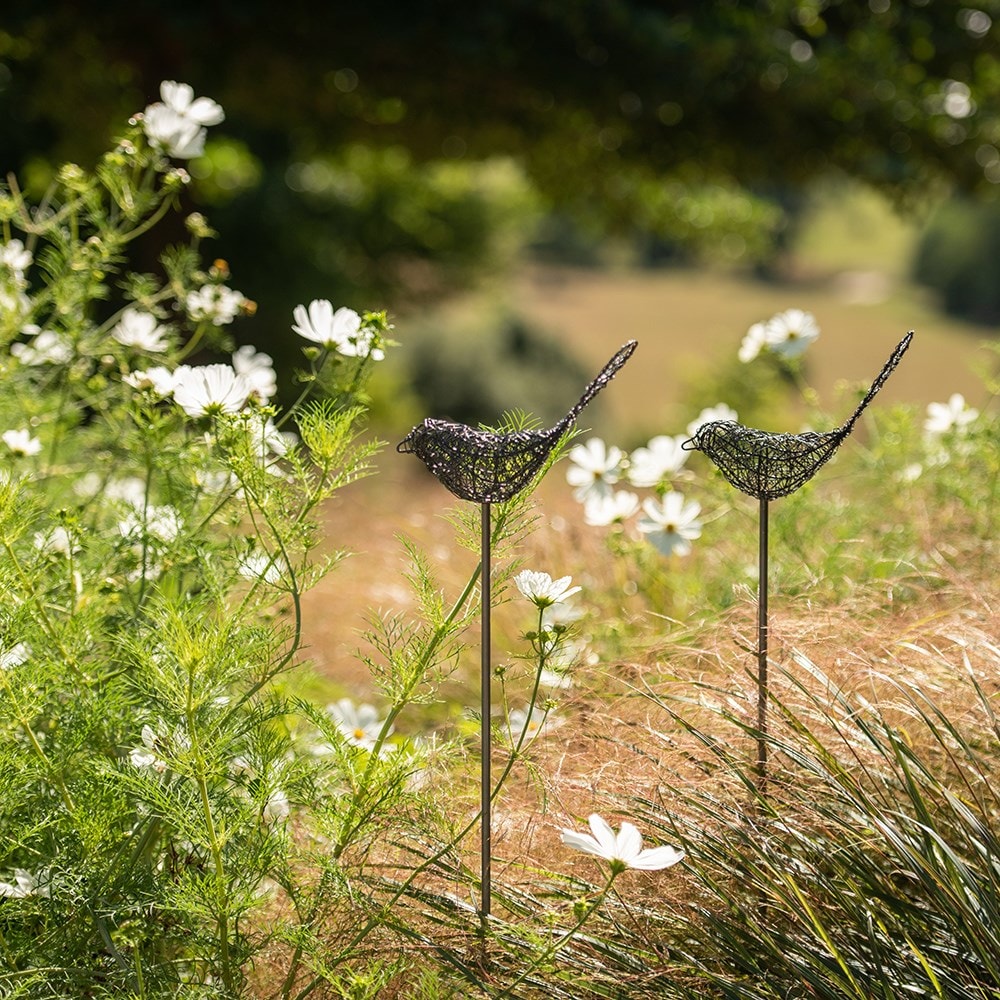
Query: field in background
xmin=303 ymin=184 xmax=998 ymax=697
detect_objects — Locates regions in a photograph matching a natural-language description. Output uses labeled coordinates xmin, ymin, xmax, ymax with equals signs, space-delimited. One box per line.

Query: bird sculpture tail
xmin=563 ymin=340 xmax=639 ymax=425
xmin=838 ymin=330 xmax=914 ymax=438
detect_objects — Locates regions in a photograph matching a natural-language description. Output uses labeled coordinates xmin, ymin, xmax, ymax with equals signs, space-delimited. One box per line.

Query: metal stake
xmin=480 ymin=501 xmax=492 ymax=924
xmin=756 ymin=497 xmax=769 ymax=791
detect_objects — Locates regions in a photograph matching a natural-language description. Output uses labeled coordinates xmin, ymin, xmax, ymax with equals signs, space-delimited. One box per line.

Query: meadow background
xmin=3 ymin=3 xmax=1000 ymax=997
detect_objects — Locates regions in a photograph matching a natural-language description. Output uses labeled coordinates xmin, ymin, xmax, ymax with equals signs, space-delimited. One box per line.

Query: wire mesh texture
xmin=682 ymin=331 xmax=913 ymax=500
xmin=397 ymin=340 xmax=638 ymax=502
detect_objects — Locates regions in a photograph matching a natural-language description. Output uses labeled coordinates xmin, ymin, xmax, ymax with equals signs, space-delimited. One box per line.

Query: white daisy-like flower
xmin=186 ymin=285 xmax=246 ymax=326
xmin=11 ymin=328 xmax=73 ymax=365
xmin=583 ymin=489 xmax=639 ymax=527
xmin=738 ymin=321 xmax=768 ymax=363
xmin=686 ymin=403 xmax=738 ymax=438
xmin=141 ymin=81 xmax=223 ymax=160
xmin=237 ymin=551 xmax=286 ymax=585
xmin=335 ymin=322 xmax=384 ymax=361
xmin=158 ymin=80 xmax=225 ymax=127
xmin=539 ymin=667 xmax=574 ymax=690
xmin=2 ymin=428 xmax=41 ymax=456
xmin=123 ymin=366 xmax=178 ymax=396
xmin=33 ymin=526 xmax=76 ymax=556
xmin=560 ymin=814 xmax=685 ymax=873
xmin=507 ymin=705 xmax=553 ymax=742
xmin=0 ymin=869 xmax=50 ymax=899
xmin=924 ymin=393 xmax=979 ymax=435
xmin=514 ymin=570 xmax=582 ymax=609
xmin=248 ymin=417 xmax=292 ymax=460
xmin=129 ymin=724 xmax=166 ymax=773
xmin=142 ymin=104 xmax=207 ymax=159
xmin=232 ymin=345 xmax=277 ymax=401
xmin=291 ymin=300 xmax=382 ymax=359
xmin=638 ymin=492 xmax=703 ymax=557
xmin=0 ymin=239 xmax=32 ymax=275
xmin=105 ymin=477 xmax=148 ymax=508
xmin=112 ymin=308 xmax=170 ymax=351
xmin=118 ymin=505 xmax=182 ymax=543
xmin=262 ymin=788 xmax=291 ymax=826
xmin=764 ymin=308 xmax=820 ymax=358
xmin=627 ymin=435 xmax=688 ymax=488
xmin=0 ymin=643 xmax=30 ymax=671
xmin=542 ymin=599 xmax=585 ymax=629
xmin=326 ymin=698 xmax=389 ymax=750
xmin=172 ymin=363 xmax=252 ymax=417
xmin=566 ymin=437 xmax=623 ymax=504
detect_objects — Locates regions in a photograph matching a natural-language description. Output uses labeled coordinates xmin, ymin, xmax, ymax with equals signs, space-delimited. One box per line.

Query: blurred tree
xmin=4 ymin=0 xmax=1000 ymax=411
xmin=5 ymin=0 xmax=1000 ymax=203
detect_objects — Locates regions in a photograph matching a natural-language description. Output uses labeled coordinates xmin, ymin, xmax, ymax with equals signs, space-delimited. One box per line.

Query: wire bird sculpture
xmin=397 ymin=339 xmax=638 ymax=927
xmin=397 ymin=340 xmax=638 ymax=502
xmin=682 ymin=330 xmax=913 ymax=791
xmin=682 ymin=331 xmax=914 ymax=500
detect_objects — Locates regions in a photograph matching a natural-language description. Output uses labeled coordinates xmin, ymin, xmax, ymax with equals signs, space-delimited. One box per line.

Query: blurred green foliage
xmin=912 ymin=195 xmax=1000 ymax=323
xmin=5 ymin=0 xmax=1000 ymax=414
xmin=402 ymin=308 xmax=594 ymax=427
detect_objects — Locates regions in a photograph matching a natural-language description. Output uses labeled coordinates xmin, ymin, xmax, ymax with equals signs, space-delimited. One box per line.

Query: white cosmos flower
xmin=0 ymin=239 xmax=32 ymax=275
xmin=2 ymin=428 xmax=41 ymax=456
xmin=262 ymin=789 xmax=291 ymax=826
xmin=514 ymin=570 xmax=582 ymax=608
xmin=566 ymin=437 xmax=623 ymax=503
xmin=584 ymin=489 xmax=639 ymax=527
xmin=11 ymin=328 xmax=73 ymax=365
xmin=124 ymin=366 xmax=178 ymax=396
xmin=158 ymin=80 xmax=225 ymax=126
xmin=924 ymin=393 xmax=979 ymax=435
xmin=764 ymin=308 xmax=820 ymax=358
xmin=34 ymin=526 xmax=76 ymax=556
xmin=186 ymin=285 xmax=246 ymax=325
xmin=172 ymin=363 xmax=252 ymax=417
xmin=539 ymin=666 xmax=574 ymax=690
xmin=142 ymin=81 xmax=223 ymax=159
xmin=105 ymin=477 xmax=148 ymax=508
xmin=686 ymin=403 xmax=738 ymax=438
xmin=118 ymin=505 xmax=182 ymax=543
xmin=248 ymin=417 xmax=292 ymax=460
xmin=326 ymin=698 xmax=388 ymax=750
xmin=291 ymin=300 xmax=383 ymax=359
xmin=638 ymin=492 xmax=703 ymax=557
xmin=738 ymin=321 xmax=768 ymax=363
xmin=142 ymin=104 xmax=207 ymax=159
xmin=129 ymin=724 xmax=166 ymax=773
xmin=0 ymin=643 xmax=30 ymax=670
xmin=561 ymin=814 xmax=685 ymax=873
xmin=627 ymin=435 xmax=688 ymax=488
xmin=0 ymin=869 xmax=50 ymax=899
xmin=508 ymin=706 xmax=553 ymax=742
xmin=238 ymin=551 xmax=286 ymax=585
xmin=232 ymin=345 xmax=277 ymax=401
xmin=112 ymin=308 xmax=169 ymax=351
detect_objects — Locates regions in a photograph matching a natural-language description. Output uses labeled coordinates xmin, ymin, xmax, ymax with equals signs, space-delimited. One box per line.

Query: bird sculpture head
xmin=682 ymin=331 xmax=913 ymax=500
xmin=398 ymin=340 xmax=638 ymax=503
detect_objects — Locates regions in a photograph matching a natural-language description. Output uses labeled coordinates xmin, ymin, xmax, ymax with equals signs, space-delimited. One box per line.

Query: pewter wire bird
xmin=397 ymin=339 xmax=639 ymax=501
xmin=681 ymin=330 xmax=914 ymax=499
xmin=681 ymin=330 xmax=913 ymax=794
xmin=397 ymin=339 xmax=637 ymax=931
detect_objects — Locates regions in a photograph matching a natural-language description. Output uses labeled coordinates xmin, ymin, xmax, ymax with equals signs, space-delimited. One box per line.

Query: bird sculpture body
xmin=398 ymin=340 xmax=638 ymax=502
xmin=682 ymin=331 xmax=913 ymax=500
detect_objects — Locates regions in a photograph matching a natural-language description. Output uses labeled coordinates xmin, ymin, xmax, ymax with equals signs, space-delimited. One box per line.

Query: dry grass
xmin=280 ymin=260 xmax=998 ymax=995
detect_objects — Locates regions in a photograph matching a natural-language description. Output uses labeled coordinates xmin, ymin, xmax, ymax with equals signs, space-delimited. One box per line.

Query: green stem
xmin=0 ymin=670 xmax=76 ymax=815
xmin=330 ymin=559 xmax=484 ymax=860
xmin=186 ymin=672 xmax=235 ymax=993
xmin=493 ymin=872 xmax=617 ymax=1000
